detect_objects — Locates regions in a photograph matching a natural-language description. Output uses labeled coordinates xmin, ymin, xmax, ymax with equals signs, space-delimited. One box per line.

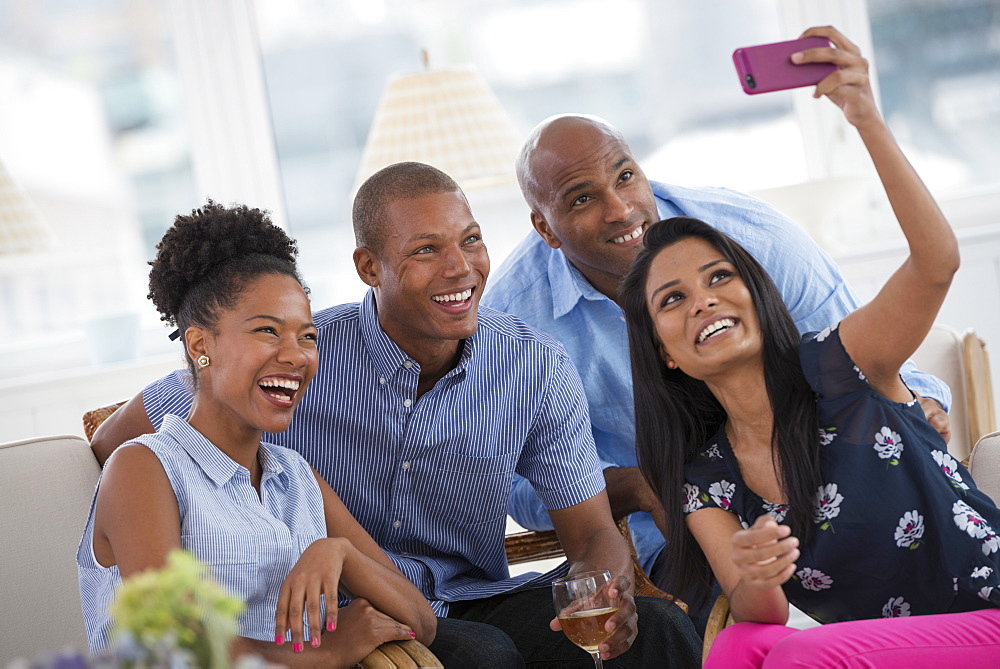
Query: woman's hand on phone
xmin=795 ymin=26 xmax=880 ymax=128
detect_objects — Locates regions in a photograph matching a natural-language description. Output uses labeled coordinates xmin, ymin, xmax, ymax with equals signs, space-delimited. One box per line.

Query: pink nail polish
xmin=410 ymin=632 xmax=416 ymax=638
xmin=327 ymin=621 xmax=335 ymax=631
xmin=311 ymin=637 xmax=320 ymax=648
xmin=274 ymin=634 xmax=284 ymax=645
xmin=293 ymin=642 xmax=303 ymax=653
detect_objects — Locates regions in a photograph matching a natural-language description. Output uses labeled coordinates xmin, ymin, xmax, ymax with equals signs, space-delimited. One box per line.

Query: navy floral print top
xmin=683 ymin=323 xmax=1000 ymax=623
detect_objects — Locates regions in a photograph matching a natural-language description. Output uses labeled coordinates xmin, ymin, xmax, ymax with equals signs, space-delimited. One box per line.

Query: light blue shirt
xmin=140 ymin=291 xmax=605 ymax=616
xmin=484 ymin=180 xmax=951 ymax=573
xmin=77 ymin=415 xmax=328 ymax=650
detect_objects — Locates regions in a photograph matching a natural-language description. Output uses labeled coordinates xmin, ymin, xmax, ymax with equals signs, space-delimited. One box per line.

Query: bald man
xmin=483 ymin=114 xmax=951 ymax=631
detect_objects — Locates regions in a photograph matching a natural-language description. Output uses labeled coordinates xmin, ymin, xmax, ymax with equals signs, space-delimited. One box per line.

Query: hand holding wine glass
xmin=552 ymin=569 xmax=625 ymax=668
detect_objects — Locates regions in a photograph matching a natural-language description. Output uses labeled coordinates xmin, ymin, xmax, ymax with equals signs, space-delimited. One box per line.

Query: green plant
xmin=109 ymin=549 xmax=245 ymax=668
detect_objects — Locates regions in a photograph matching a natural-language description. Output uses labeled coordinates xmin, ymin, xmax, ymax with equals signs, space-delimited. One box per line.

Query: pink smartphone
xmin=732 ymin=36 xmax=836 ymax=95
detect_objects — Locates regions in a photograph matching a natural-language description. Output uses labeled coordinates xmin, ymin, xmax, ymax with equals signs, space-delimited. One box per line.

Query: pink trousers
xmin=705 ymin=608 xmax=1000 ymax=668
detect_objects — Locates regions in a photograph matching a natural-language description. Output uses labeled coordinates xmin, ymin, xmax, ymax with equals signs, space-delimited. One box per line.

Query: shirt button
xmin=392 ymin=520 xmax=402 ymax=529
xmin=379 ymin=376 xmax=386 ymax=384
xmin=401 ymin=461 xmax=411 ymax=470
xmin=403 ymin=398 xmax=412 ymax=407
xmin=403 ymin=360 xmax=413 ymax=369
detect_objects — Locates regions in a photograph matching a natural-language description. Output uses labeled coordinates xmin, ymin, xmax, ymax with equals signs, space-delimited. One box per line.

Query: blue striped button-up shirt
xmin=142 ymin=291 xmax=605 ymax=615
xmin=77 ymin=415 xmax=328 ymax=650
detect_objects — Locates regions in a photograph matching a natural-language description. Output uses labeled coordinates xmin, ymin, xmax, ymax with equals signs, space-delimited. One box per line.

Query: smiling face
xmin=644 ymin=236 xmax=763 ymax=381
xmin=525 ymin=117 xmax=659 ymax=300
xmin=189 ymin=273 xmax=318 ymax=439
xmin=359 ymin=189 xmax=489 ymax=362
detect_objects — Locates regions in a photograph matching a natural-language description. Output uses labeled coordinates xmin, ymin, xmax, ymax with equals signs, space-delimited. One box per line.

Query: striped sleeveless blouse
xmin=77 ymin=414 xmax=327 ymax=650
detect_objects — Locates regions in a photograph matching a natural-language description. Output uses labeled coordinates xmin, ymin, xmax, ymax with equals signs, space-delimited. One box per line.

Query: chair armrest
xmin=359 ymin=639 xmax=442 ymax=668
xmin=614 ymin=518 xmax=687 ymax=612
xmin=503 ymin=518 xmax=688 ymax=613
xmin=504 ymin=528 xmax=565 ymax=565
xmin=701 ymin=592 xmax=733 ymax=663
xmin=970 ymin=430 xmax=1000 ymax=504
xmin=83 ymin=400 xmax=127 ymax=441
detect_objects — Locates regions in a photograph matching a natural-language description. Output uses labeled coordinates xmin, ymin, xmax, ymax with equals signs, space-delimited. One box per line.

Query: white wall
xmin=836 ymin=222 xmax=1000 ymax=425
xmin=0 ymin=354 xmax=181 ymax=443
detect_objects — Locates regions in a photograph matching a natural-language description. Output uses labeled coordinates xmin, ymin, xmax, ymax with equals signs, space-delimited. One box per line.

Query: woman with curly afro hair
xmin=77 ymin=200 xmax=436 ymax=666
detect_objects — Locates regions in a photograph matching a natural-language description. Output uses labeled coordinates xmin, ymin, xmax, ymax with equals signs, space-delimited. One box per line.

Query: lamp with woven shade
xmin=354 ymin=62 xmax=522 ymax=193
xmin=0 ymin=154 xmax=52 ymax=255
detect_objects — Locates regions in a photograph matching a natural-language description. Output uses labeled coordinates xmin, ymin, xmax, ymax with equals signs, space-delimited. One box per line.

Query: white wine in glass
xmin=552 ymin=569 xmax=618 ymax=668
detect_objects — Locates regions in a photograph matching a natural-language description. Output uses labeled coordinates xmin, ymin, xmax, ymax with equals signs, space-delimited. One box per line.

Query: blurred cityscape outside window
xmin=0 ymin=0 xmax=195 ymax=378
xmin=868 ymin=0 xmax=1000 ymax=199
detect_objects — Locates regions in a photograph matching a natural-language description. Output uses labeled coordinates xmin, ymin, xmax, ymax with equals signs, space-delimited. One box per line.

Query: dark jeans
xmin=649 ymin=547 xmax=721 ymax=639
xmin=428 ymin=586 xmax=701 ymax=668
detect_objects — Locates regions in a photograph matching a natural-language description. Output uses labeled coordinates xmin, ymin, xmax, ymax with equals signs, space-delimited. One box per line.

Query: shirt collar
xmin=546 ymin=245 xmax=615 ymax=319
xmin=450 ymin=333 xmax=474 ymax=377
xmin=650 ymin=180 xmax=685 ymax=220
xmin=358 ymin=289 xmax=474 ymax=381
xmin=161 ymin=414 xmax=285 ymax=488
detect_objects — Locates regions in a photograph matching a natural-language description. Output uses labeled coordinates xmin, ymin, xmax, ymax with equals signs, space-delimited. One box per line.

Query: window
xmin=0 ymin=0 xmax=194 ymax=377
xmin=868 ymin=0 xmax=1000 ymax=198
xmin=3 ymin=0 xmax=998 ymax=382
xmin=253 ymin=0 xmax=809 ymax=308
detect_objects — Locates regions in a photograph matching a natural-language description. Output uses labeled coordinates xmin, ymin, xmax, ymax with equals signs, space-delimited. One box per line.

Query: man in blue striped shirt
xmin=91 ymin=162 xmax=701 ymax=667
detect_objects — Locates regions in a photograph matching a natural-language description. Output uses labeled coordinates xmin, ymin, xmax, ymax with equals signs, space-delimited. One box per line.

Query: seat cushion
xmin=970 ymin=431 xmax=1000 ymax=505
xmin=0 ymin=435 xmax=101 ymax=662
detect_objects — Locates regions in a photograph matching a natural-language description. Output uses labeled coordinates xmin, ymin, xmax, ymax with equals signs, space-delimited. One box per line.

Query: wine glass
xmin=551 ymin=569 xmax=618 ymax=668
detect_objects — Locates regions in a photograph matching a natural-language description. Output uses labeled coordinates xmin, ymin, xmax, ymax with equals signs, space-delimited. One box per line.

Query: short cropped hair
xmin=352 ymin=162 xmax=462 ymax=255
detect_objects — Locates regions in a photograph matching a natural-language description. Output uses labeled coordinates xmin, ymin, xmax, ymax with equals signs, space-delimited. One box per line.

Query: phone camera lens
xmin=745 ymin=74 xmax=756 ymax=89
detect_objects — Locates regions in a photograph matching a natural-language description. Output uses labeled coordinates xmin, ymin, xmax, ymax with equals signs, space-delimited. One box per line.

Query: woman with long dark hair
xmin=622 ymin=26 xmax=1000 ymax=666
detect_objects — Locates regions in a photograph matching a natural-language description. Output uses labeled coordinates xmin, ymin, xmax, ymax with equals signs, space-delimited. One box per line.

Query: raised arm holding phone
xmin=621 ymin=26 xmax=1000 ymax=667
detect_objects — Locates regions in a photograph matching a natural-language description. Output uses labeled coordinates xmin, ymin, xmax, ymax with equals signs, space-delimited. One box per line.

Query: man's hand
xmin=603 ymin=467 xmax=668 ymax=536
xmin=918 ymin=396 xmax=951 ymax=443
xmin=548 ymin=493 xmax=636 ymax=659
xmin=548 ymin=574 xmax=637 ymax=661
xmin=597 ymin=574 xmax=637 ymax=660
